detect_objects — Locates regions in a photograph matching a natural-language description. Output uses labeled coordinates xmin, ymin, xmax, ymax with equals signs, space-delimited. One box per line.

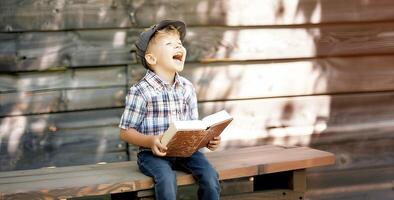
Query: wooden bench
xmin=0 ymin=145 xmax=335 ymax=200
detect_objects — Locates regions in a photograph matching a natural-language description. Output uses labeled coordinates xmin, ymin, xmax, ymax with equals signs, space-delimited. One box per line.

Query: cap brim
xmin=154 ymin=20 xmax=186 ymax=41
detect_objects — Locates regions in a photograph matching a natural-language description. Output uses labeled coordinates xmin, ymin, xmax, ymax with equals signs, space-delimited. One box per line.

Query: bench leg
xmin=221 ymin=170 xmax=306 ymax=200
xmin=291 ymin=169 xmax=307 ymax=192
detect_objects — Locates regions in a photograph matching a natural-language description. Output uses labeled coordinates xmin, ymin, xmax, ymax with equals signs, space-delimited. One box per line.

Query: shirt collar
xmin=144 ymin=69 xmax=183 ymax=90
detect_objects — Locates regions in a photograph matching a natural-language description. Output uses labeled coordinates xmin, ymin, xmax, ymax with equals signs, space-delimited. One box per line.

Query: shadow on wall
xmin=0 ymin=0 xmax=230 ymax=171
xmin=262 ymin=0 xmax=330 ymax=149
xmin=194 ymin=0 xmax=332 ymax=150
xmin=0 ymin=2 xmax=129 ymax=170
xmin=272 ymin=1 xmax=392 ymax=200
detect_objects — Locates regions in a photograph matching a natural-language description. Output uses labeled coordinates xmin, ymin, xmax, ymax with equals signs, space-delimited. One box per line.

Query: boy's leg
xmin=179 ymin=151 xmax=220 ymax=200
xmin=137 ymin=151 xmax=177 ymax=200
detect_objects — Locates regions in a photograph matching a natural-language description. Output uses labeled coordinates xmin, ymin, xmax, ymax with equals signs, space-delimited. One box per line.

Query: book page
xmin=161 ymin=120 xmax=206 ymax=146
xmin=201 ymin=110 xmax=232 ymax=128
xmin=173 ymin=120 xmax=206 ymax=130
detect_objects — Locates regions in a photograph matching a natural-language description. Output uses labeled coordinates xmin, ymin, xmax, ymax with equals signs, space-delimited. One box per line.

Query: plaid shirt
xmin=119 ymin=70 xmax=198 ymax=137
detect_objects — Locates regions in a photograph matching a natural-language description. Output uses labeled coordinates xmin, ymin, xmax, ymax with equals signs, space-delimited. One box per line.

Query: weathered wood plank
xmin=0 ymin=87 xmax=125 ymax=116
xmin=0 ymin=158 xmax=137 ymax=178
xmin=4 ymin=87 xmax=394 ymax=131
xmin=0 ymin=108 xmax=124 ymax=171
xmin=133 ymin=0 xmax=394 ymax=27
xmin=2 ymin=0 xmax=394 ymax=31
xmin=307 ymin=166 xmax=394 ymax=190
xmin=307 ymin=166 xmax=394 ymax=200
xmin=307 ymin=188 xmax=394 ymax=200
xmin=2 ymin=86 xmax=393 ymax=172
xmin=0 ymin=66 xmax=126 ymax=92
xmin=0 ymin=146 xmax=334 ymax=199
xmin=0 ymin=126 xmax=126 ymax=171
xmin=0 ymin=0 xmax=133 ymax=32
xmin=0 ymin=108 xmax=122 ymax=134
xmin=310 ymin=137 xmax=394 ymax=172
xmin=185 ymin=22 xmax=394 ymax=63
xmin=198 ymin=91 xmax=394 ymax=173
xmin=1 ymin=126 xmax=125 ymax=154
xmin=4 ymin=146 xmax=286 ymax=179
xmin=226 ymin=114 xmax=394 ymax=155
xmin=130 ymin=55 xmax=394 ymax=101
xmin=3 ymin=23 xmax=394 ymax=71
xmin=0 ymin=151 xmax=128 ymax=172
xmin=0 ymin=30 xmax=138 ymax=72
xmin=198 ymin=91 xmax=394 ymax=147
xmin=3 ymin=89 xmax=394 ymax=147
xmin=3 ymin=90 xmax=392 ymax=171
xmin=196 ymin=92 xmax=394 ymax=172
xmin=291 ymin=170 xmax=306 ymax=192
xmin=5 ymin=54 xmax=394 ymax=116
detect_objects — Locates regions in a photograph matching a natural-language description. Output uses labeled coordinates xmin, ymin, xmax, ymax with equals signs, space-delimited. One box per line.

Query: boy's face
xmin=145 ymin=33 xmax=187 ymax=73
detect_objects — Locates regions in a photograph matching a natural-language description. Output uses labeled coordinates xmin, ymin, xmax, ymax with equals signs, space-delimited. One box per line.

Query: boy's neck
xmin=152 ymin=67 xmax=176 ymax=86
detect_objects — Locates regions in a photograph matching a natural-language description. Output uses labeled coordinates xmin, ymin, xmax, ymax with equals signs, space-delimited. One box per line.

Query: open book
xmin=161 ymin=110 xmax=233 ymax=157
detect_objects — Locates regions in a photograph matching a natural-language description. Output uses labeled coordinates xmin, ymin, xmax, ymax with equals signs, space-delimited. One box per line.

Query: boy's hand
xmin=207 ymin=136 xmax=221 ymax=151
xmin=150 ymin=135 xmax=167 ymax=157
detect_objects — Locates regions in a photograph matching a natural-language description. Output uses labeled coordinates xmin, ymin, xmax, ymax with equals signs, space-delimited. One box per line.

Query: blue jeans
xmin=137 ymin=150 xmax=220 ymax=200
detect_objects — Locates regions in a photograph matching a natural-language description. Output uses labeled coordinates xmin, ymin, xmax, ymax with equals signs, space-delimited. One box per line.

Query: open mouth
xmin=172 ymin=52 xmax=183 ymax=62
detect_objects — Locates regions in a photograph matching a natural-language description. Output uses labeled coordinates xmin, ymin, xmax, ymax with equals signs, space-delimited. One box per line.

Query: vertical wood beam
xmin=291 ymin=169 xmax=307 ymax=192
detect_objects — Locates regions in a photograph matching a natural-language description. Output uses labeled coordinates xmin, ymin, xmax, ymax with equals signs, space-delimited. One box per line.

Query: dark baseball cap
xmin=135 ymin=20 xmax=187 ymax=69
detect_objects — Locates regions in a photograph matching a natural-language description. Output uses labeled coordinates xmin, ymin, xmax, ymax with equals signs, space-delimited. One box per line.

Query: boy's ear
xmin=145 ymin=53 xmax=157 ymax=66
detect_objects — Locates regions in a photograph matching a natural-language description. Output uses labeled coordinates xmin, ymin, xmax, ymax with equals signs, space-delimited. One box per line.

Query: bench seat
xmin=0 ymin=145 xmax=335 ymax=199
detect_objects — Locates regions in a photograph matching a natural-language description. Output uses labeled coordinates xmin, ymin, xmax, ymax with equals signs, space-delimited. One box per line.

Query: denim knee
xmin=153 ymin=169 xmax=177 ymax=200
xmin=154 ymin=168 xmax=177 ymax=186
xmin=199 ymin=169 xmax=220 ymax=192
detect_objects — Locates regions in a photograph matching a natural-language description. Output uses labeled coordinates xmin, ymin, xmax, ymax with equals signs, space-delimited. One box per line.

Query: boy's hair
xmin=145 ymin=25 xmax=181 ymax=55
xmin=134 ymin=20 xmax=186 ymax=69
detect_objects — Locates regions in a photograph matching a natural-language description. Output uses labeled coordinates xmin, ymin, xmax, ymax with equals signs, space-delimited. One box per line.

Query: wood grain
xmin=0 ymin=126 xmax=126 ymax=171
xmin=3 ymin=23 xmax=394 ymax=71
xmin=0 ymin=145 xmax=334 ymax=199
xmin=198 ymin=91 xmax=394 ymax=146
xmin=0 ymin=108 xmax=124 ymax=171
xmin=2 ymin=90 xmax=393 ymax=170
xmin=129 ymin=55 xmax=394 ymax=101
xmin=307 ymin=188 xmax=394 ymax=200
xmin=0 ymin=87 xmax=125 ymax=117
xmin=292 ymin=170 xmax=307 ymax=192
xmin=0 ymin=108 xmax=122 ymax=134
xmin=5 ymin=54 xmax=394 ymax=115
xmin=0 ymin=151 xmax=128 ymax=173
xmin=0 ymin=66 xmax=126 ymax=92
xmin=2 ymin=0 xmax=394 ymax=31
xmin=2 ymin=90 xmax=393 ymax=171
xmin=4 ymin=87 xmax=394 ymax=133
xmin=307 ymin=166 xmax=394 ymax=190
xmin=310 ymin=137 xmax=394 ymax=172
xmin=0 ymin=2 xmax=391 ymax=200
xmin=306 ymin=167 xmax=394 ymax=200
xmin=185 ymin=23 xmax=394 ymax=62
xmin=0 ymin=30 xmax=138 ymax=72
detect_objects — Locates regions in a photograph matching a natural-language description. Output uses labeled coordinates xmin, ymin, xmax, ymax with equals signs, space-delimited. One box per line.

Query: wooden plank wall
xmin=1 ymin=0 xmax=394 ymax=199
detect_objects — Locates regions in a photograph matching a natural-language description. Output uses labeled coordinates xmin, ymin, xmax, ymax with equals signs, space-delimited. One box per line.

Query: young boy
xmin=119 ymin=20 xmax=221 ymax=200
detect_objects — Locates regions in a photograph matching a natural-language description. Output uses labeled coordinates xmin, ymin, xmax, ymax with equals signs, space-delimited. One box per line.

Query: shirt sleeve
xmin=119 ymin=87 xmax=147 ymax=130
